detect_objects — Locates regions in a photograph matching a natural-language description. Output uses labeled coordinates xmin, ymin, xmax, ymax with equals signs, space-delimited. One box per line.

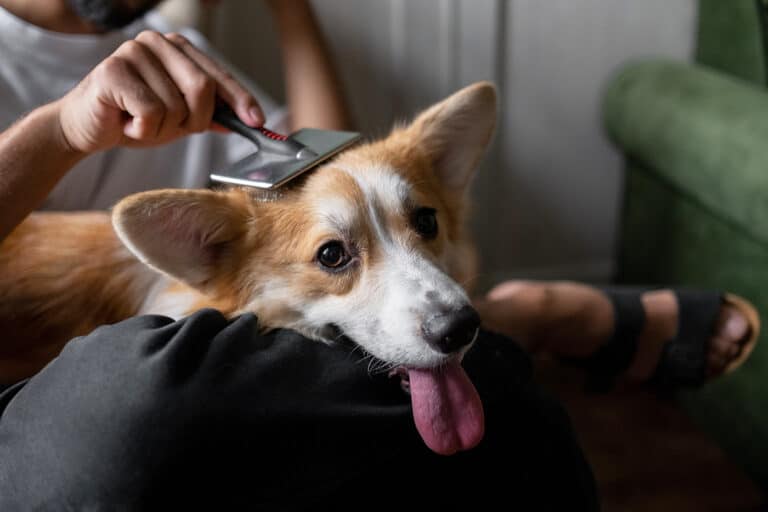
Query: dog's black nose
xmin=422 ymin=305 xmax=481 ymax=354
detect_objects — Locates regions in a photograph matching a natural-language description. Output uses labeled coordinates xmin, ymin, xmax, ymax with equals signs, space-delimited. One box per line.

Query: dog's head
xmin=113 ymin=81 xmax=497 ymax=454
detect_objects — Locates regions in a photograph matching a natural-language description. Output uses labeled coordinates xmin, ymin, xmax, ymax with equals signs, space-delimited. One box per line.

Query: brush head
xmin=210 ymin=128 xmax=361 ymax=189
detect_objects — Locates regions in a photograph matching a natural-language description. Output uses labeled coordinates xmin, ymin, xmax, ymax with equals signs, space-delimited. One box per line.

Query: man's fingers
xmin=134 ymin=31 xmax=215 ymax=133
xmin=165 ymin=32 xmax=264 ymax=127
xmin=60 ymin=30 xmax=264 ymax=153
xmin=114 ymin=38 xmax=189 ymax=138
xmin=96 ymin=57 xmax=165 ymax=141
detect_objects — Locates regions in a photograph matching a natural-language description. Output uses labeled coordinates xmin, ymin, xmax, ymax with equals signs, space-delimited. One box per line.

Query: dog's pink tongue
xmin=408 ymin=361 xmax=484 ymax=455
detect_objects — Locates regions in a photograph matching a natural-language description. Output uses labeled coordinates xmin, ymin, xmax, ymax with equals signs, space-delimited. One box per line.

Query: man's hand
xmin=56 ymin=31 xmax=264 ymax=154
xmin=0 ymin=30 xmax=265 ymax=241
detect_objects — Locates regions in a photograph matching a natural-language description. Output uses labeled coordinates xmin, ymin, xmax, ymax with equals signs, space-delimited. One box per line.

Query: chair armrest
xmin=603 ymin=59 xmax=768 ymax=245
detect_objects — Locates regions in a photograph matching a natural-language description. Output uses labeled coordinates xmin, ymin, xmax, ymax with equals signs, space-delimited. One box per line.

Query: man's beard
xmin=65 ymin=0 xmax=163 ymax=31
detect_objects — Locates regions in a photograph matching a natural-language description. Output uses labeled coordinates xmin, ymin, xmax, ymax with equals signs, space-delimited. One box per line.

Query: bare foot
xmin=475 ymin=282 xmax=755 ymax=384
xmin=625 ymin=290 xmax=751 ymax=381
xmin=712 ymin=305 xmax=751 ymax=371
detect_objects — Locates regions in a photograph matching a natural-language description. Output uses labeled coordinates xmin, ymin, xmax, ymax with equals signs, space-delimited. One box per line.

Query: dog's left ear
xmin=112 ymin=189 xmax=250 ymax=288
xmin=407 ymin=81 xmax=497 ymax=191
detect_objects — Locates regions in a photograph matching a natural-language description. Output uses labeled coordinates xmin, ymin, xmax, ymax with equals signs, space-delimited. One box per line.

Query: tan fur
xmin=0 ymin=213 xmax=153 ymax=381
xmin=0 ymin=81 xmax=497 ymax=381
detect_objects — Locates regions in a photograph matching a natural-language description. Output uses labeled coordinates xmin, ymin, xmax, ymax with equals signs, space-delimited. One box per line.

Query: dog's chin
xmin=319 ymin=323 xmax=477 ymax=392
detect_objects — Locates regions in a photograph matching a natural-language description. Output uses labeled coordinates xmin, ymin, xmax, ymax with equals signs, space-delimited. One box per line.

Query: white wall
xmin=497 ymin=0 xmax=696 ymax=285
xmin=162 ymin=0 xmax=697 ymax=290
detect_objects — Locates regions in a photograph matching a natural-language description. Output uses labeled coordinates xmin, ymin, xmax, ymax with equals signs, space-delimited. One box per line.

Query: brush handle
xmin=212 ymin=104 xmax=315 ymax=159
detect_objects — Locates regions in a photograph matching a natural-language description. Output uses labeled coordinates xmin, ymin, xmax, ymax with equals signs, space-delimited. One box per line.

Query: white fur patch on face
xmin=347 ymin=164 xmax=411 ymax=246
xmin=310 ymin=194 xmax=358 ymax=235
xmin=354 ymin=167 xmax=412 ymax=216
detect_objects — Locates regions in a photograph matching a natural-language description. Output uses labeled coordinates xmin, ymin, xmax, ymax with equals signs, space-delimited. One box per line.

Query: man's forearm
xmin=269 ymin=0 xmax=351 ymax=131
xmin=0 ymin=102 xmax=85 ymax=241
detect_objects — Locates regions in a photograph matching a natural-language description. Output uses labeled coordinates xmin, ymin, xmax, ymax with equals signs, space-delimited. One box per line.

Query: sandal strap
xmin=572 ymin=288 xmax=647 ymax=392
xmin=650 ymin=289 xmax=722 ymax=390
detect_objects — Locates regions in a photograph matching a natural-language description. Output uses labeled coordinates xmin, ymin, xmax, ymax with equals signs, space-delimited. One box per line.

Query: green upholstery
xmin=696 ymin=0 xmax=768 ymax=86
xmin=603 ymin=1 xmax=768 ymax=489
xmin=605 ymin=61 xmax=768 ymax=244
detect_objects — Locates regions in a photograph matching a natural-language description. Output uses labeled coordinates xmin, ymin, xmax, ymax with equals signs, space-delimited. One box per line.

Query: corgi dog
xmin=0 ymin=82 xmax=497 ymax=455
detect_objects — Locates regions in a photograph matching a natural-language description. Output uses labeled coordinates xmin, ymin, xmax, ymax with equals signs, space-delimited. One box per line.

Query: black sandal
xmin=565 ymin=288 xmax=760 ymax=393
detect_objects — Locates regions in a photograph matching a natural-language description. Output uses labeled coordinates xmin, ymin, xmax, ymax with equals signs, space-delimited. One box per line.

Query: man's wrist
xmin=37 ymin=101 xmax=87 ymax=163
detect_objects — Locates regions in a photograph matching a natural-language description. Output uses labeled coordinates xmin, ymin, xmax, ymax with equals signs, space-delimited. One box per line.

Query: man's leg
xmin=0 ymin=308 xmax=599 ymax=510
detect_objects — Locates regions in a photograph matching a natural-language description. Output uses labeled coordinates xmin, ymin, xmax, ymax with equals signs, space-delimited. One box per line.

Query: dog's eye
xmin=413 ymin=207 xmax=438 ymax=239
xmin=317 ymin=241 xmax=350 ymax=269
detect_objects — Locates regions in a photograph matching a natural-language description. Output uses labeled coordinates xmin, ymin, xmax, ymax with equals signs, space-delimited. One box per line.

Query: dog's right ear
xmin=112 ymin=189 xmax=250 ymax=288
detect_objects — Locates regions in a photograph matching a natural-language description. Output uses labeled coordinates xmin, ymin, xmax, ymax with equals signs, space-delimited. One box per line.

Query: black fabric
xmin=563 ymin=287 xmax=647 ymax=392
xmin=650 ymin=289 xmax=723 ymax=390
xmin=0 ymin=309 xmax=598 ymax=510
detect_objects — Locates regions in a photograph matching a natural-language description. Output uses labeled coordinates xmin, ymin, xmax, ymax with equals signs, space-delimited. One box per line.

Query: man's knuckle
xmin=135 ymin=30 xmax=162 ymax=43
xmin=188 ymin=75 xmax=215 ymax=96
xmin=100 ymin=56 xmax=128 ymax=77
xmin=117 ymin=39 xmax=145 ymax=58
xmin=165 ymin=32 xmax=190 ymax=46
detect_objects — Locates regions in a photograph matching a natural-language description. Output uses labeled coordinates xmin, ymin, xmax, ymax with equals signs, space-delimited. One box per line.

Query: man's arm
xmin=0 ymin=30 xmax=264 ymax=242
xmin=0 ymin=104 xmax=86 ymax=241
xmin=268 ymin=0 xmax=351 ymax=131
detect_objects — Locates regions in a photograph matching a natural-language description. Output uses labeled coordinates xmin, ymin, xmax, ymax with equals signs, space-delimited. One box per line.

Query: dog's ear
xmin=406 ymin=81 xmax=497 ymax=191
xmin=112 ymin=189 xmax=249 ymax=287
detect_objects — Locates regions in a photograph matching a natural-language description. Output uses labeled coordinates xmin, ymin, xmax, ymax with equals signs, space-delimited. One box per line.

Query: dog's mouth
xmin=327 ymin=323 xmax=484 ymax=456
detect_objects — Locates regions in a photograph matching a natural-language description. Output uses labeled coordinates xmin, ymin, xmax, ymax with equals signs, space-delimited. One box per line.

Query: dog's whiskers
xmin=366 ymin=356 xmax=381 ymax=375
xmin=367 ymin=357 xmax=397 ymax=376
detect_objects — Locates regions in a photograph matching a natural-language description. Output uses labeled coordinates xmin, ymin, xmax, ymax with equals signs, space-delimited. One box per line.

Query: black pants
xmin=0 ymin=309 xmax=599 ymax=510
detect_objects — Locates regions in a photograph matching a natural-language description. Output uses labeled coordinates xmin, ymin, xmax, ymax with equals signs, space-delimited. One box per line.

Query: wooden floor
xmin=534 ymin=358 xmax=764 ymax=511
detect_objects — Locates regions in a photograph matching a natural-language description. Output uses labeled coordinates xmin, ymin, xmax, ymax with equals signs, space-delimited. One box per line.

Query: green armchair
xmin=602 ymin=0 xmax=768 ymax=489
